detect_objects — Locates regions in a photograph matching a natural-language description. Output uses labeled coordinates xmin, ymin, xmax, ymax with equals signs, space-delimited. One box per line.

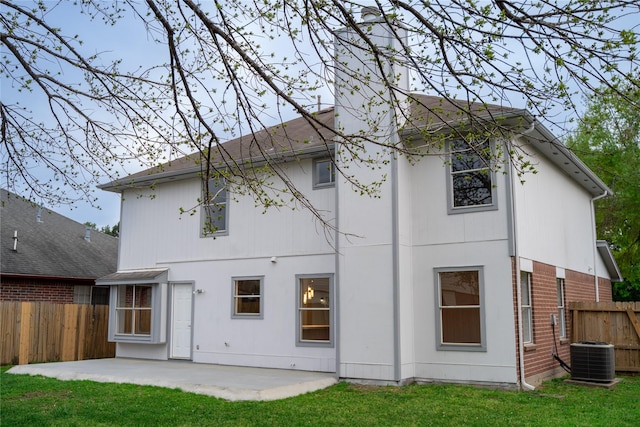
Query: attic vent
xmin=570 ymin=341 xmax=615 ymax=382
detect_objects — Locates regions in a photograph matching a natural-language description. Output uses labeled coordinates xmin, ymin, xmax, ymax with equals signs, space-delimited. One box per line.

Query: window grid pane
xmin=115 ymin=285 xmax=152 ymax=336
xmin=450 ymin=140 xmax=493 ymax=208
xmin=234 ymin=279 xmax=262 ymax=316
xmin=521 ymin=272 xmax=533 ymax=343
xmin=557 ymin=278 xmax=566 ymax=338
xmin=203 ymin=178 xmax=227 ymax=233
xmin=438 ymin=270 xmax=482 ymax=346
xmin=299 ymin=277 xmax=330 ymax=342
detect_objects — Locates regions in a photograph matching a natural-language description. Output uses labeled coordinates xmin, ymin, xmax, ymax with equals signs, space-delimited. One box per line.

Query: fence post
xmin=18 ymin=302 xmax=33 ymax=365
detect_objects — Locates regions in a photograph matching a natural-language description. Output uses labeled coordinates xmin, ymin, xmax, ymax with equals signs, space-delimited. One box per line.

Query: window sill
xmin=524 ymin=343 xmax=537 ymax=352
xmin=560 ymin=338 xmax=570 ymax=345
xmin=111 ymin=335 xmax=164 ymax=344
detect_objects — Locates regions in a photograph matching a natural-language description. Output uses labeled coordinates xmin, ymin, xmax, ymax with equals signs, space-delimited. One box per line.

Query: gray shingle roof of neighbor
xmin=1 ymin=189 xmax=118 ymax=280
xmin=99 ymin=94 xmax=611 ymax=198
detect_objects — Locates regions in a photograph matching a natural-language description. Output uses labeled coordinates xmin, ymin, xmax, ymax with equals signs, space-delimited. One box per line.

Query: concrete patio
xmin=7 ymin=358 xmax=338 ymax=401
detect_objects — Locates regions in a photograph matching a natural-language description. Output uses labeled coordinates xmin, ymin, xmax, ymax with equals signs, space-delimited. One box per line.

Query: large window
xmin=116 ymin=285 xmax=152 ymax=336
xmin=296 ymin=275 xmax=333 ymax=346
xmin=232 ymin=277 xmax=263 ymax=318
xmin=98 ymin=269 xmax=167 ymax=344
xmin=447 ymin=139 xmax=496 ymax=212
xmin=435 ymin=267 xmax=485 ymax=351
xmin=521 ymin=271 xmax=533 ymax=344
xmin=202 ymin=177 xmax=228 ymax=235
xmin=556 ymin=278 xmax=566 ymax=339
xmin=313 ymin=158 xmax=335 ymax=189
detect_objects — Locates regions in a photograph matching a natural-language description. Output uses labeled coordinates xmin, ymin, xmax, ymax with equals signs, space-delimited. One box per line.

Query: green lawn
xmin=1 ymin=366 xmax=638 ymax=426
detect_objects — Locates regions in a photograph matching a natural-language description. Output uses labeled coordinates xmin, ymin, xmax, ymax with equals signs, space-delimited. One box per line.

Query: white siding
xmin=513 ymin=142 xmax=598 ymax=275
xmin=115 ymin=158 xmax=337 ymax=370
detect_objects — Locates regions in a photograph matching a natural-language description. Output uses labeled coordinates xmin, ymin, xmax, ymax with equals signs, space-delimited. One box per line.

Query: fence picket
xmin=0 ymin=302 xmax=114 ymax=365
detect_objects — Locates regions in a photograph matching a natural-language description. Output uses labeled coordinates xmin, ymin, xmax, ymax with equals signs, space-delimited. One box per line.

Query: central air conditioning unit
xmin=570 ymin=341 xmax=615 ymax=382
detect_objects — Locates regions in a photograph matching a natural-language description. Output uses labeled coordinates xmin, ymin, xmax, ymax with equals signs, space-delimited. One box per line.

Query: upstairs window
xmin=447 ymin=139 xmax=496 ymax=213
xmin=313 ymin=158 xmax=335 ymax=189
xmin=202 ymin=177 xmax=228 ymax=235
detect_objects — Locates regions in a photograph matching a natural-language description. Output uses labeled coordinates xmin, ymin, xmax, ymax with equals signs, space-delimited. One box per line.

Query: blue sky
xmin=3 ymin=2 xmax=637 ymax=229
xmin=2 ymin=2 xmax=164 ymax=227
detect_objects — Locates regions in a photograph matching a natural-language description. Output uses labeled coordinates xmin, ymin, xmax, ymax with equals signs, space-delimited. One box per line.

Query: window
xmin=447 ymin=139 xmax=496 ymax=212
xmin=435 ymin=267 xmax=485 ymax=351
xmin=115 ymin=285 xmax=152 ymax=336
xmin=521 ymin=271 xmax=533 ymax=344
xmin=98 ymin=269 xmax=167 ymax=343
xmin=202 ymin=177 xmax=228 ymax=235
xmin=74 ymin=286 xmax=91 ymax=304
xmin=296 ymin=275 xmax=333 ymax=346
xmin=232 ymin=277 xmax=263 ymax=318
xmin=313 ymin=158 xmax=335 ymax=188
xmin=556 ymin=278 xmax=566 ymax=339
xmin=91 ymin=286 xmax=110 ymax=305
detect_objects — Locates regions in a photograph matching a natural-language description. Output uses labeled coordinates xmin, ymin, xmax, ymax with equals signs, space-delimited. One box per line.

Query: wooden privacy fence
xmin=0 ymin=301 xmax=115 ymax=365
xmin=569 ymin=301 xmax=640 ymax=372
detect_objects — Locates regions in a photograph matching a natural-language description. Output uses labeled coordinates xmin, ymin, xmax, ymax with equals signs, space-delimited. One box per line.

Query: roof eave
xmin=401 ymin=109 xmax=612 ymax=198
xmin=98 ymin=144 xmax=335 ymax=192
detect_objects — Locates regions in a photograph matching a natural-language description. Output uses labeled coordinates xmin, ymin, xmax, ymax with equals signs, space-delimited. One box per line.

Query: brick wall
xmin=0 ymin=277 xmax=91 ymax=303
xmin=513 ymin=259 xmax=614 ymax=387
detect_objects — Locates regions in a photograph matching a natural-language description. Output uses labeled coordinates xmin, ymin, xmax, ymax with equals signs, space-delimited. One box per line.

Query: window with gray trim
xmin=296 ymin=274 xmax=333 ymax=346
xmin=202 ymin=177 xmax=228 ymax=235
xmin=232 ymin=277 xmax=263 ymax=318
xmin=115 ymin=284 xmax=153 ymax=336
xmin=521 ymin=271 xmax=533 ymax=344
xmin=447 ymin=139 xmax=496 ymax=212
xmin=556 ymin=278 xmax=566 ymax=339
xmin=313 ymin=158 xmax=335 ymax=188
xmin=435 ymin=267 xmax=486 ymax=351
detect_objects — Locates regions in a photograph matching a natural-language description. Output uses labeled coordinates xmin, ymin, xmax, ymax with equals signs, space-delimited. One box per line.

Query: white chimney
xmin=84 ymin=226 xmax=91 ymax=242
xmin=361 ymin=6 xmax=381 ymax=22
xmin=334 ymin=7 xmax=410 ymax=140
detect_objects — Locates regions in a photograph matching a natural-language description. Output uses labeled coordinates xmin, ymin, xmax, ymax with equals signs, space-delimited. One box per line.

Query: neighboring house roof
xmin=99 ymin=94 xmax=611 ymax=198
xmin=1 ymin=189 xmax=118 ymax=280
xmin=596 ymin=240 xmax=623 ymax=282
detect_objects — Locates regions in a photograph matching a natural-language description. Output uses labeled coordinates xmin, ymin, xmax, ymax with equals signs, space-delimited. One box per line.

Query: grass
xmin=1 ymin=366 xmax=639 ymax=426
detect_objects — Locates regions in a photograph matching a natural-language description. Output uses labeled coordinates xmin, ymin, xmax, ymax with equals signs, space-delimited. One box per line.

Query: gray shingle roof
xmin=99 ymin=94 xmax=610 ymax=197
xmin=1 ymin=189 xmax=118 ymax=280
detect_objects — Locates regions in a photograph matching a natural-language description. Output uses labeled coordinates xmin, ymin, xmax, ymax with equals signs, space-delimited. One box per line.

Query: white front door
xmin=171 ymin=283 xmax=193 ymax=359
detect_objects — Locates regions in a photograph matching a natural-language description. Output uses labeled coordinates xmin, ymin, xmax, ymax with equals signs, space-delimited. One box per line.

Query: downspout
xmin=334 ymin=145 xmax=341 ymax=380
xmin=388 ymin=31 xmax=402 ymax=385
xmin=511 ymin=121 xmax=536 ymax=390
xmin=590 ymin=190 xmax=608 ymax=302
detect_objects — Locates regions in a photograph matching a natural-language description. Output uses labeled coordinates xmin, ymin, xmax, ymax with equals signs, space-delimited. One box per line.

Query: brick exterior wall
xmin=512 ymin=258 xmax=614 ymax=387
xmin=0 ymin=277 xmax=92 ymax=303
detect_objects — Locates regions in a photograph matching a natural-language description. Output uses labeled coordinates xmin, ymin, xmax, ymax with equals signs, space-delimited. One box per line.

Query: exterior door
xmin=171 ymin=283 xmax=193 ymax=359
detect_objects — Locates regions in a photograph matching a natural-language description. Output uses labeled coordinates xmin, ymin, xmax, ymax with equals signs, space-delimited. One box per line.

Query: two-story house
xmin=97 ymin=10 xmax=621 ymax=388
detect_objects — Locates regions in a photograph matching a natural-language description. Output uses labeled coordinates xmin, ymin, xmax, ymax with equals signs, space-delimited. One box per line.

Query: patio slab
xmin=7 ymin=358 xmax=338 ymax=401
